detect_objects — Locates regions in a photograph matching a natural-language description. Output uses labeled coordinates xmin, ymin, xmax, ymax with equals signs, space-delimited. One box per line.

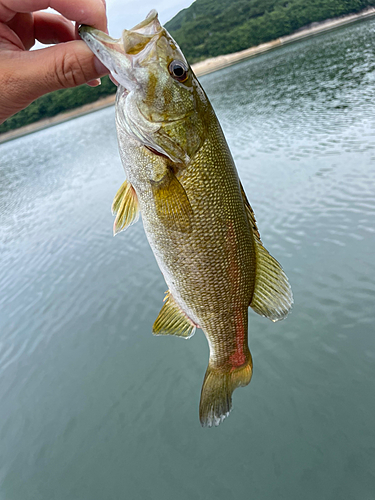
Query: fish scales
xmin=118 ymin=103 xmax=254 ymax=368
xmin=79 ymin=10 xmax=293 ymax=427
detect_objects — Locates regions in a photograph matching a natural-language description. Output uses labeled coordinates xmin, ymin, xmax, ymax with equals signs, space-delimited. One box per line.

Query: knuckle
xmin=54 ymin=50 xmax=88 ymax=88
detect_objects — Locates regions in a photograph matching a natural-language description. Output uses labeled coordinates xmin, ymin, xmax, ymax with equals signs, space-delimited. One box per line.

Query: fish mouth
xmin=79 ymin=10 xmax=162 ymax=90
xmin=79 ymin=24 xmax=132 ymax=88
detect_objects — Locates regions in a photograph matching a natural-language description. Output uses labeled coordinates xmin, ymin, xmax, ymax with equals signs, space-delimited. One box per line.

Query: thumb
xmin=25 ymin=40 xmax=109 ymax=94
xmin=0 ymin=40 xmax=108 ymax=121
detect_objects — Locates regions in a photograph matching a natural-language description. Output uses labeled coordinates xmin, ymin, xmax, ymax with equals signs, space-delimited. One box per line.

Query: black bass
xmin=79 ymin=10 xmax=293 ymax=427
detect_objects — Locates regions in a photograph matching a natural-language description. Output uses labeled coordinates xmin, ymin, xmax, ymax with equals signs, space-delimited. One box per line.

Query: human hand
xmin=0 ymin=0 xmax=109 ymax=124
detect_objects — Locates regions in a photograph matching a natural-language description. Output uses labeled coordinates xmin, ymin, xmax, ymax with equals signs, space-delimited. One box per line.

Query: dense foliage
xmin=165 ymin=0 xmax=375 ymax=62
xmin=0 ymin=75 xmax=116 ymax=134
xmin=1 ymin=0 xmax=374 ymax=134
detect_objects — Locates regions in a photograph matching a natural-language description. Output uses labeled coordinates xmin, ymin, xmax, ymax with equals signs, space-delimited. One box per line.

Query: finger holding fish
xmin=0 ymin=0 xmax=109 ymax=124
xmin=0 ymin=0 xmax=107 ymax=32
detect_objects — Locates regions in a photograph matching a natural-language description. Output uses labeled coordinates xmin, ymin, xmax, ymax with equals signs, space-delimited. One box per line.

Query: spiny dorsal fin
xmin=151 ymin=169 xmax=193 ymax=233
xmin=111 ymin=180 xmax=140 ymax=235
xmin=240 ymin=182 xmax=261 ymax=242
xmin=250 ymin=238 xmax=293 ymax=321
xmin=153 ymin=291 xmax=196 ymax=339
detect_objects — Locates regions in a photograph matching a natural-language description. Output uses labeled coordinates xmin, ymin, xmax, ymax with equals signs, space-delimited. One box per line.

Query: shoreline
xmin=1 ymin=6 xmax=374 ymax=145
xmin=192 ymin=6 xmax=375 ymax=76
xmin=0 ymin=94 xmax=116 ymax=145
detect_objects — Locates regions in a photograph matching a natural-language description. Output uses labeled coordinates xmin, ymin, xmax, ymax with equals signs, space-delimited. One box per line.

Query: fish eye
xmin=169 ymin=60 xmax=188 ymax=82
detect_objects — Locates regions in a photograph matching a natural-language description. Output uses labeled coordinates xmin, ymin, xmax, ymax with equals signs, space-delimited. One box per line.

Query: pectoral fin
xmin=153 ymin=292 xmax=196 ymax=339
xmin=111 ymin=180 xmax=140 ymax=235
xmin=151 ymin=169 xmax=193 ymax=232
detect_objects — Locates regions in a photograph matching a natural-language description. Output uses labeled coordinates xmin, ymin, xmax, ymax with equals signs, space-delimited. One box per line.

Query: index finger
xmin=0 ymin=0 xmax=107 ymax=31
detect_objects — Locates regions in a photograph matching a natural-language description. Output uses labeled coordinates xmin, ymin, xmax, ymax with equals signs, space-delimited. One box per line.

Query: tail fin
xmin=199 ymin=355 xmax=253 ymax=428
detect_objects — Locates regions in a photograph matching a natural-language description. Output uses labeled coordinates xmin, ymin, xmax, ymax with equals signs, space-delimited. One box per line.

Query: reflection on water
xmin=1 ymin=18 xmax=375 ymax=500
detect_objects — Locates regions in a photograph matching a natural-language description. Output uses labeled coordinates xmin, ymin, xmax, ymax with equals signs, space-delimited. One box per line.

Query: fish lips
xmin=79 ymin=10 xmax=162 ymax=91
xmin=79 ymin=25 xmax=135 ymax=90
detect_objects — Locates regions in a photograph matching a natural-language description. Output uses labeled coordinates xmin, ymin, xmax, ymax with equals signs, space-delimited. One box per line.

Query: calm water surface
xmin=1 ymin=19 xmax=375 ymax=500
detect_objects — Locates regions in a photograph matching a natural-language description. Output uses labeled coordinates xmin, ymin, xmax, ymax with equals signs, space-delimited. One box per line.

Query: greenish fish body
xmin=79 ymin=11 xmax=293 ymax=427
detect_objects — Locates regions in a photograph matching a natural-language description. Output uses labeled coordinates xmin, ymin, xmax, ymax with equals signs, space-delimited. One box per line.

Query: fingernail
xmin=87 ymin=78 xmax=101 ymax=87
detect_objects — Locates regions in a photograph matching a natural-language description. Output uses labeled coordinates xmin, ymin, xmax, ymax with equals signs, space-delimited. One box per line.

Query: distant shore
xmin=1 ymin=6 xmax=374 ymax=145
xmin=0 ymin=94 xmax=116 ymax=145
xmin=192 ymin=6 xmax=375 ymax=77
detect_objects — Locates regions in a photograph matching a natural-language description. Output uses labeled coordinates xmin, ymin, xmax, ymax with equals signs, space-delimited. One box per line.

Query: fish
xmin=79 ymin=10 xmax=293 ymax=427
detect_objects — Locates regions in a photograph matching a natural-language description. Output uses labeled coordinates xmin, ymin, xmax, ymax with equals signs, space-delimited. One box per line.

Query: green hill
xmin=165 ymin=0 xmax=375 ymax=62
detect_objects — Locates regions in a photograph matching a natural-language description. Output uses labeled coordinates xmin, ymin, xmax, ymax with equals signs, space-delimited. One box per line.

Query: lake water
xmin=1 ymin=18 xmax=375 ymax=500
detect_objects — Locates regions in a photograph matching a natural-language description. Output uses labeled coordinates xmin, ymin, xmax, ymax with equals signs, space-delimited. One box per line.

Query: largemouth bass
xmin=79 ymin=10 xmax=293 ymax=427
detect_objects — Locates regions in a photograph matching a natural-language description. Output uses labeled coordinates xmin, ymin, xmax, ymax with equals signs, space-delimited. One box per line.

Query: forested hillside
xmin=165 ymin=0 xmax=375 ymax=61
xmin=1 ymin=0 xmax=374 ymax=135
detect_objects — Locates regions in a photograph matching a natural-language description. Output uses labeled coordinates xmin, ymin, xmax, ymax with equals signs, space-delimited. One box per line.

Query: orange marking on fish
xmin=226 ymin=220 xmax=247 ymax=369
xmin=229 ymin=312 xmax=246 ymax=368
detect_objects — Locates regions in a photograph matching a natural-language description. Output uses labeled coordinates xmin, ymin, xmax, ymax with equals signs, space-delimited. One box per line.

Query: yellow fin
xmin=112 ymin=181 xmax=127 ymax=215
xmin=153 ymin=292 xmax=196 ymax=339
xmin=199 ymin=353 xmax=253 ymax=428
xmin=240 ymin=182 xmax=293 ymax=320
xmin=151 ymin=169 xmax=193 ymax=232
xmin=111 ymin=180 xmax=140 ymax=235
xmin=250 ymin=238 xmax=293 ymax=321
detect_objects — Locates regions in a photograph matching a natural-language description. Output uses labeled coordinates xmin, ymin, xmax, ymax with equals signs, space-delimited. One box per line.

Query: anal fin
xmin=153 ymin=292 xmax=196 ymax=339
xmin=111 ymin=180 xmax=140 ymax=235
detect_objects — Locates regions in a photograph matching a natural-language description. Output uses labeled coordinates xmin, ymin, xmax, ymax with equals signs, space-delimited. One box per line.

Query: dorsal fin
xmin=250 ymin=240 xmax=293 ymax=321
xmin=111 ymin=180 xmax=140 ymax=235
xmin=153 ymin=291 xmax=196 ymax=339
xmin=240 ymin=181 xmax=261 ymax=242
xmin=240 ymin=182 xmax=293 ymax=321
